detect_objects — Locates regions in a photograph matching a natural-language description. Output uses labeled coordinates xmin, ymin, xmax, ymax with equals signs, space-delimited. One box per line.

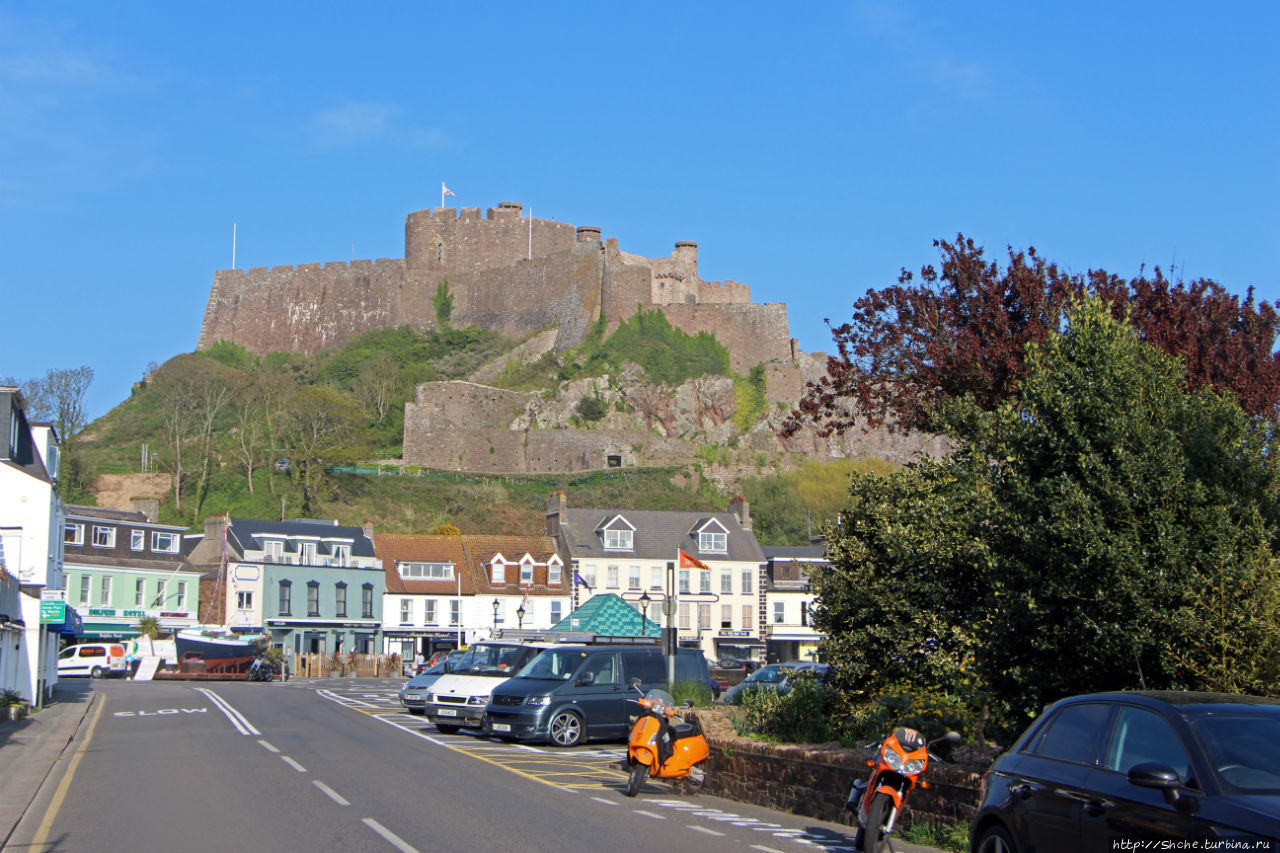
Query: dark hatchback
xmin=970 ymin=691 xmax=1280 ymax=851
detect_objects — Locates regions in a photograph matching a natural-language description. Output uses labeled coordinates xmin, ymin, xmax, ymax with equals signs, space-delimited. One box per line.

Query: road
xmin=9 ymin=677 xmax=943 ymax=853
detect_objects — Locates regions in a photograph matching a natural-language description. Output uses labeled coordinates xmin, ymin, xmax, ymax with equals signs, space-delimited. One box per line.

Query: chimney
xmin=362 ymin=520 xmax=375 ymax=541
xmin=729 ymin=495 xmax=751 ymax=532
xmin=546 ymin=490 xmax=568 ymax=537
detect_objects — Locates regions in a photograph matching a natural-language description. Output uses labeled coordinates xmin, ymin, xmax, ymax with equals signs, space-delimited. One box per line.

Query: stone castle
xmin=197 ymin=201 xmax=795 ymax=373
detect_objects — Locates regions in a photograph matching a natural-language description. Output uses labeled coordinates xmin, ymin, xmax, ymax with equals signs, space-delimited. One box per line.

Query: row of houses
xmin=2 ymin=384 xmax=826 ymax=707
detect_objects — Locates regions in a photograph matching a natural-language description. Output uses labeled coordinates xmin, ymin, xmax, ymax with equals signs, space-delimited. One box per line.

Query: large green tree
xmin=814 ymin=297 xmax=1280 ymax=736
xmin=278 ymin=386 xmax=370 ymax=512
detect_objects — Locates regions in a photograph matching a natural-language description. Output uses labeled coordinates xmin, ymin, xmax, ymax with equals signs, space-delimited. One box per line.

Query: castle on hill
xmin=197 ymin=200 xmax=796 ymax=374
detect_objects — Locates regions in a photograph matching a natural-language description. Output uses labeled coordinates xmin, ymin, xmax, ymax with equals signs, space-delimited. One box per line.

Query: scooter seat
xmin=671 ymin=722 xmax=696 ymax=739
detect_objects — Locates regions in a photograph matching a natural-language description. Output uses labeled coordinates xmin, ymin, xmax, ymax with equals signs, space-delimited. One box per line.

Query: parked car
xmin=718 ymin=662 xmax=830 ymax=705
xmin=970 ymin=691 xmax=1280 ymax=852
xmin=57 ymin=643 xmax=128 ymax=678
xmin=398 ymin=661 xmax=454 ymax=714
xmin=483 ymin=644 xmax=716 ymax=747
xmin=422 ymin=641 xmax=549 ymax=733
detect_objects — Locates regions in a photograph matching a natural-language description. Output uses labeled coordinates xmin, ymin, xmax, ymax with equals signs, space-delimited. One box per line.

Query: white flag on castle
xmin=441 ymin=181 xmax=456 ymax=206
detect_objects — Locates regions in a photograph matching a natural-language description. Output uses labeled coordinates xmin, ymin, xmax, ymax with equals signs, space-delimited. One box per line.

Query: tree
xmin=785 ymin=236 xmax=1280 ymax=437
xmin=356 ymin=351 xmax=400 ymax=425
xmin=278 ymin=385 xmax=369 ymax=513
xmin=2 ymin=366 xmax=94 ymax=440
xmin=815 ymin=297 xmax=1280 ymax=736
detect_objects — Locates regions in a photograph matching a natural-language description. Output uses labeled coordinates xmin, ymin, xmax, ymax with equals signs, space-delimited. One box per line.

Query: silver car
xmin=398 ymin=661 xmax=452 ymax=714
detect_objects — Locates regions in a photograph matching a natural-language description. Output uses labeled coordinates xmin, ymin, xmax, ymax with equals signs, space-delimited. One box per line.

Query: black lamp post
xmin=492 ymin=598 xmax=500 ymax=631
xmin=516 ymin=603 xmax=525 ymax=630
xmin=638 ymin=591 xmax=651 ymax=637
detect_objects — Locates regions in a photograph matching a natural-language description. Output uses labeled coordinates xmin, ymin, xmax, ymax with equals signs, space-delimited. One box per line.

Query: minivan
xmin=483 ymin=645 xmax=715 ymax=747
xmin=57 ymin=643 xmax=128 ymax=678
xmin=421 ymin=641 xmax=549 ymax=733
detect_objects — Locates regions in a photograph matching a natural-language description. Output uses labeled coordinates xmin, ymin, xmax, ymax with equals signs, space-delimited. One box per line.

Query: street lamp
xmin=492 ymin=598 xmax=500 ymax=631
xmin=638 ymin=591 xmax=651 ymax=638
xmin=516 ymin=603 xmax=525 ymax=630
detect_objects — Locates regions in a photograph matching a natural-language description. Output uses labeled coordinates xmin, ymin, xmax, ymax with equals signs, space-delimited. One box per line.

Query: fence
xmin=291 ymin=653 xmax=402 ymax=678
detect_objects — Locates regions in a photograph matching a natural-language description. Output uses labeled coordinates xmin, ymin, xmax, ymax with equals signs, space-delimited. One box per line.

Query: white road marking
xmin=633 ymin=810 xmax=667 ymax=820
xmin=752 ymin=847 xmax=787 ymax=853
xmin=590 ymin=797 xmax=619 ymax=806
xmin=689 ymin=825 xmax=726 ymax=837
xmin=257 ymin=739 xmax=280 ymax=753
xmin=193 ymin=687 xmax=260 ymax=735
xmin=362 ymin=817 xmax=420 ymax=853
xmin=282 ymin=756 xmax=307 ymax=772
xmin=313 ymin=780 xmax=350 ymax=805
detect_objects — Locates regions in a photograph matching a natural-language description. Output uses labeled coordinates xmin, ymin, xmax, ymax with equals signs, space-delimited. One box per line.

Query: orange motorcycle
xmin=846 ymin=727 xmax=960 ymax=851
xmin=624 ymin=678 xmax=710 ymax=797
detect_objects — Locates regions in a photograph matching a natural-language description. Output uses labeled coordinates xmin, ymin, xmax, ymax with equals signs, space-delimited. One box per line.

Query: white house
xmin=0 ymin=388 xmax=66 ymax=706
xmin=761 ymin=546 xmax=826 ymax=664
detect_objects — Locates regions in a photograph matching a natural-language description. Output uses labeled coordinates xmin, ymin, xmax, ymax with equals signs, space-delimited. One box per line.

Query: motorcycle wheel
xmin=861 ymin=792 xmax=893 ymax=852
xmin=625 ymin=761 xmax=648 ymax=797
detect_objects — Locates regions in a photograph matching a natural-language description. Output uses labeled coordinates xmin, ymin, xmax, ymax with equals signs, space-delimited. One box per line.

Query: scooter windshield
xmin=645 ymin=688 xmax=676 ymax=715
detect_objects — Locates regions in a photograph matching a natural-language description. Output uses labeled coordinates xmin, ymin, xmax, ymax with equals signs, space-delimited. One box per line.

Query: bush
xmin=671 ymin=679 xmax=714 ymax=708
xmin=846 ymin=685 xmax=976 ymax=745
xmin=734 ymin=673 xmax=842 ymax=743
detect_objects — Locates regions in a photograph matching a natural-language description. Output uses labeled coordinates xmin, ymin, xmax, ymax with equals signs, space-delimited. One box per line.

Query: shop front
xmin=712 ymin=629 xmax=766 ymax=665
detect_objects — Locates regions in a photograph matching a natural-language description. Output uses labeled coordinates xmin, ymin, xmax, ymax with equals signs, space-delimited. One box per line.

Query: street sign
xmin=40 ymin=600 xmax=66 ymax=623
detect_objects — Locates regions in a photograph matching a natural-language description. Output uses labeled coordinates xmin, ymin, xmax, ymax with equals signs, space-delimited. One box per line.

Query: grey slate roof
xmin=228 ymin=517 xmax=376 ymax=557
xmin=761 ymin=545 xmax=828 ymax=560
xmin=557 ymin=507 xmax=764 ymax=563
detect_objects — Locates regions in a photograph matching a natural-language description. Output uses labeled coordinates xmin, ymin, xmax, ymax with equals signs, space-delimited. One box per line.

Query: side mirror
xmin=1128 ymin=762 xmax=1191 ymax=809
xmin=631 ymin=677 xmax=642 ymax=688
xmin=944 ymin=731 xmax=962 ymax=744
xmin=576 ymin=672 xmax=596 ymax=686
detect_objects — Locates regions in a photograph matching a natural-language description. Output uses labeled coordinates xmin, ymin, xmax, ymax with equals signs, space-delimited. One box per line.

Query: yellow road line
xmin=30 ymin=692 xmax=106 ymax=851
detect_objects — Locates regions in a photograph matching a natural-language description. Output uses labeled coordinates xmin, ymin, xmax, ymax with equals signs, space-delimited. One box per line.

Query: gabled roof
xmin=549 ymin=593 xmax=661 ymax=637
xmin=556 ymin=507 xmax=765 ymax=563
xmin=375 ymin=533 xmax=563 ymax=597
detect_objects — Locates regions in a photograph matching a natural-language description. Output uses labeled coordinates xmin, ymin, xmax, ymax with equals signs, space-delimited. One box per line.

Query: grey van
xmin=482 ymin=644 xmax=714 ymax=747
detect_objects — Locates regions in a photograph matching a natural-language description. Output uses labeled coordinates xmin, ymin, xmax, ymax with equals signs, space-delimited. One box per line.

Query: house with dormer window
xmin=545 ymin=492 xmax=766 ymax=663
xmin=373 ymin=533 xmax=566 ymax=661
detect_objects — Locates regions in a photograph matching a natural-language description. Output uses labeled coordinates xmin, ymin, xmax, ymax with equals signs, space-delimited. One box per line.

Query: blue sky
xmin=2 ymin=2 xmax=1277 ymax=423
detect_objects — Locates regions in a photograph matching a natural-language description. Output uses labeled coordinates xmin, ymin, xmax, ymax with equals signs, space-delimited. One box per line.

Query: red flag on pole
xmin=678 ymin=550 xmax=711 ymax=571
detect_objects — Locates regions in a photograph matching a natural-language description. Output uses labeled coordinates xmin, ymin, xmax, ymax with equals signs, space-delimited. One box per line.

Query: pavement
xmin=0 ymin=680 xmax=96 ymax=849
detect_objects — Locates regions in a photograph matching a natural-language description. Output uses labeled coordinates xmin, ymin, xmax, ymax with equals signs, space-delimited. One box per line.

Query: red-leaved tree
xmin=784 ymin=235 xmax=1280 ymax=436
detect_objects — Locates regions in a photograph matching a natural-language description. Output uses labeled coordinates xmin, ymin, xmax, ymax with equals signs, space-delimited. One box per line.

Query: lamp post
xmin=516 ymin=603 xmax=525 ymax=630
xmin=638 ymin=591 xmax=651 ymax=638
xmin=492 ymin=598 xmax=499 ymax=632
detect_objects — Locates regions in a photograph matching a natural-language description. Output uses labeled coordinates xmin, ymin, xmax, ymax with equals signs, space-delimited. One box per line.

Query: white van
xmin=423 ymin=641 xmax=548 ymax=733
xmin=58 ymin=643 xmax=128 ymax=678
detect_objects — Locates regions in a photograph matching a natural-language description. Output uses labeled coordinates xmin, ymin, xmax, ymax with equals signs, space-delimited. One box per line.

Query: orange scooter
xmin=624 ymin=678 xmax=711 ymax=797
xmin=846 ymin=727 xmax=960 ymax=851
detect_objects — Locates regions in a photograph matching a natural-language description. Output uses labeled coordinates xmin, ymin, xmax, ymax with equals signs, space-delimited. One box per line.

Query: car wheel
xmin=90 ymin=666 xmax=106 ymax=679
xmin=625 ymin=760 xmax=648 ymax=797
xmin=548 ymin=710 xmax=584 ymax=747
xmin=974 ymin=825 xmax=1018 ymax=853
xmin=435 ymin=723 xmax=461 ymax=734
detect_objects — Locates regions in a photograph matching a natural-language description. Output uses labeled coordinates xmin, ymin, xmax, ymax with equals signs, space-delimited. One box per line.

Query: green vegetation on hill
xmin=557 ymin=310 xmax=731 ymax=385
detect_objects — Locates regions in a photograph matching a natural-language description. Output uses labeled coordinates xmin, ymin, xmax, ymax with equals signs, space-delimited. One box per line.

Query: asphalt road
xmin=9 ymin=677 xmax=946 ymax=853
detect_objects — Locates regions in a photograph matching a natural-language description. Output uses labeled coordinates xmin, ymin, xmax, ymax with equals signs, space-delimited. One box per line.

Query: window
xmin=424 ymin=600 xmax=437 ymax=624
xmin=131 ymin=530 xmax=145 ymax=551
xmin=549 ymin=562 xmax=562 ymax=585
xmin=92 ymin=525 xmax=115 ymax=548
xmin=397 ymin=562 xmax=454 ymax=580
xmin=152 ymin=532 xmax=179 ymax=553
xmin=362 ymin=584 xmax=374 ymax=618
xmin=307 ymin=582 xmax=320 ymax=617
xmin=603 ymin=528 xmax=633 ymax=550
xmin=583 ymin=567 xmax=597 ymax=589
xmin=176 ymin=582 xmax=186 ymax=610
xmin=64 ymin=523 xmax=83 ymax=545
xmin=155 ymin=580 xmax=166 ymax=608
xmin=698 ymin=530 xmax=727 ymax=553
xmin=449 ymin=600 xmax=460 ymax=626
xmin=100 ymin=576 xmax=111 ymax=605
xmin=607 ymin=565 xmax=619 ymax=588
xmin=720 ymin=605 xmax=733 ymax=629
xmin=720 ymin=571 xmax=732 ymax=594
xmin=492 ymin=560 xmax=506 ymax=585
xmin=400 ymin=598 xmax=413 ymax=625
xmin=278 ymin=581 xmax=292 ymax=616
xmin=679 ymin=569 xmax=690 ymax=594
xmin=1029 ymin=703 xmax=1113 ymax=765
xmin=520 ymin=561 xmax=534 ymax=586
xmin=773 ymin=601 xmax=785 ymax=624
xmin=549 ymin=600 xmax=563 ymax=623
xmin=79 ymin=575 xmax=90 ymax=605
xmin=741 ymin=570 xmax=753 ymax=594
xmin=678 ymin=602 xmax=690 ymax=630
xmin=331 ymin=544 xmax=350 ymax=567
xmin=1104 ymin=706 xmax=1191 ymax=781
xmin=264 ymin=540 xmax=284 ymax=563
xmin=741 ymin=605 xmax=752 ymax=630
xmin=237 ymin=591 xmax=253 ymax=610
xmin=698 ymin=603 xmax=711 ymax=630
xmin=335 ymin=582 xmax=347 ymax=617
xmin=135 ymin=578 xmax=144 ymax=606
xmin=650 ymin=567 xmax=663 ymax=590
xmin=300 ymin=542 xmax=318 ymax=565
xmin=699 ymin=571 xmax=711 ymax=594
xmin=801 ymin=601 xmax=809 ymax=626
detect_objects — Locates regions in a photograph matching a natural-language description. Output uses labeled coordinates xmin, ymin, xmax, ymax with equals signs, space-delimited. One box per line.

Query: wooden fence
xmin=290 ymin=653 xmax=403 ymax=678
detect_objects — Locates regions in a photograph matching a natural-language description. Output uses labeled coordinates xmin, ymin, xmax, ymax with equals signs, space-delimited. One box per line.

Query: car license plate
xmin=404 ymin=694 xmax=420 ymax=701
xmin=438 ymin=708 xmax=458 ymax=717
xmin=492 ymin=723 xmax=511 ymax=733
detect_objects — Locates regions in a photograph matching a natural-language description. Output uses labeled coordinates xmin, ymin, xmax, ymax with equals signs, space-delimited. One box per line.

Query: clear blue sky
xmin=3 ymin=2 xmax=1277 ymax=423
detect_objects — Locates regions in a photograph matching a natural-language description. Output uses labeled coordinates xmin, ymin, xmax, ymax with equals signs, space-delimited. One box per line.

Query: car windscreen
xmin=451 ymin=644 xmax=536 ymax=676
xmin=747 ymin=666 xmax=789 ymax=684
xmin=513 ymin=649 xmax=589 ymax=681
xmin=1188 ymin=711 xmax=1280 ymax=794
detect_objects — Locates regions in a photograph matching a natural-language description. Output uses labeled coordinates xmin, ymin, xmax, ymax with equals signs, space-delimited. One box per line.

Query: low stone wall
xmin=690 ymin=709 xmax=987 ymax=830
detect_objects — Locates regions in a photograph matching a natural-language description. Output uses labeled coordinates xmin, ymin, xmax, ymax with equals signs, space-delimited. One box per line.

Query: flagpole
xmin=456 ymin=569 xmax=462 ymax=649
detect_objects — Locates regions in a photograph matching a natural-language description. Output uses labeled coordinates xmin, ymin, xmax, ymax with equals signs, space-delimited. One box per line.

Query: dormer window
xmin=603 ymin=529 xmax=633 ymax=550
xmin=264 ymin=540 xmax=284 ymax=563
xmin=492 ymin=558 xmax=506 ymax=585
xmin=693 ymin=518 xmax=729 ymax=554
xmin=520 ymin=557 xmax=534 ymax=586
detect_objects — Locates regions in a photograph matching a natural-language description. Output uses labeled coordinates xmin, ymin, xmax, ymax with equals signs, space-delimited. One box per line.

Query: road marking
xmin=634 ymin=810 xmax=667 ymax=820
xmin=313 ymin=780 xmax=350 ymax=805
xmin=752 ymin=847 xmax=787 ymax=853
xmin=282 ymin=756 xmax=307 ymax=772
xmin=689 ymin=825 xmax=726 ymax=836
xmin=258 ymin=739 xmax=280 ymax=753
xmin=193 ymin=687 xmax=260 ymax=735
xmin=362 ymin=817 xmax=420 ymax=853
xmin=31 ymin=692 xmax=105 ymax=850
xmin=590 ymin=797 xmax=619 ymax=806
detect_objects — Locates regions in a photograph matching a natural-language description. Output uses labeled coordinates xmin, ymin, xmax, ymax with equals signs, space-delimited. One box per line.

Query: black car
xmin=970 ymin=691 xmax=1280 ymax=852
